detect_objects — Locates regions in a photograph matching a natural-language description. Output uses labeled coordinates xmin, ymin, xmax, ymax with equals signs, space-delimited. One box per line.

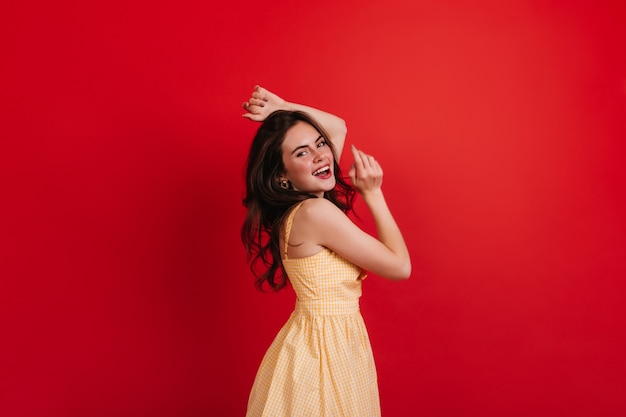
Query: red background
xmin=2 ymin=1 xmax=625 ymax=416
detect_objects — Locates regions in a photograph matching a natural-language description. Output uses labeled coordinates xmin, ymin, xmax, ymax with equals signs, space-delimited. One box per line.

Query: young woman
xmin=241 ymin=85 xmax=410 ymax=416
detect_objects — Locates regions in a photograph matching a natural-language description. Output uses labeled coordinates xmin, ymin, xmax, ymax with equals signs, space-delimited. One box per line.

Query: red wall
xmin=2 ymin=1 xmax=625 ymax=416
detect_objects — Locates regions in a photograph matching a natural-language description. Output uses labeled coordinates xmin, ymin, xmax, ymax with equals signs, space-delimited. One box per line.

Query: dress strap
xmin=283 ymin=201 xmax=306 ymax=260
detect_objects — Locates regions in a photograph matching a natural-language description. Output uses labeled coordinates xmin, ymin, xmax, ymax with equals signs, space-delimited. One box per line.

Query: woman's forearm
xmin=243 ymin=86 xmax=347 ymax=160
xmin=283 ymin=101 xmax=347 ymax=160
xmin=362 ymin=190 xmax=411 ymax=279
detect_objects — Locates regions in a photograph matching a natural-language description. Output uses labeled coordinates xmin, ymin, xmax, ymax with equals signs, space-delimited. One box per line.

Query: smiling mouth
xmin=313 ymin=166 xmax=330 ymax=176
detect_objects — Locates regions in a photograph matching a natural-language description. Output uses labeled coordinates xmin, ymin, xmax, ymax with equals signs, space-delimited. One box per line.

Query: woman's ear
xmin=277 ymin=177 xmax=290 ymax=190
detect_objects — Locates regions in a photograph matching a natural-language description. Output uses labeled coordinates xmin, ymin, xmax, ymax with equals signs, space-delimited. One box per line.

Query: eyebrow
xmin=290 ymin=135 xmax=324 ymax=155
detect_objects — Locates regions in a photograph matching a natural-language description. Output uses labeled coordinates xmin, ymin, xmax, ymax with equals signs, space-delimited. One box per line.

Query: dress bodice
xmin=282 ymin=201 xmax=366 ymax=316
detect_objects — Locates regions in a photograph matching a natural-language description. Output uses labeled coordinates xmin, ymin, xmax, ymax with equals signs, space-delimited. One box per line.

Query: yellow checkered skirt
xmin=246 ymin=203 xmax=380 ymax=416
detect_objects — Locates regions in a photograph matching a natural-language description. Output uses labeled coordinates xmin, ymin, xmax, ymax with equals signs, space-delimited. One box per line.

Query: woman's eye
xmin=317 ymin=140 xmax=326 ymax=148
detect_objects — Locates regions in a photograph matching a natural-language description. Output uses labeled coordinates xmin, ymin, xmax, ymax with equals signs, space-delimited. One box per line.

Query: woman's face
xmin=280 ymin=121 xmax=335 ymax=197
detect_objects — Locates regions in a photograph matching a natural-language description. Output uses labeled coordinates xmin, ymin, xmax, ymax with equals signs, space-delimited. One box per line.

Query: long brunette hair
xmin=241 ymin=111 xmax=355 ymax=291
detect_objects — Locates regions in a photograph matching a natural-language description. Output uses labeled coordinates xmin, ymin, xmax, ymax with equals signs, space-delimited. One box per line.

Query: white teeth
xmin=313 ymin=166 xmax=330 ymax=176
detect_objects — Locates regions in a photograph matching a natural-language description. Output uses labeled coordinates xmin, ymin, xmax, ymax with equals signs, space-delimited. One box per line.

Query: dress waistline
xmin=293 ymin=298 xmax=360 ymax=316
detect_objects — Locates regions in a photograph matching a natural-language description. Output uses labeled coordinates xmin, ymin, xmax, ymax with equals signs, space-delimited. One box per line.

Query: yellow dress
xmin=246 ymin=202 xmax=381 ymax=417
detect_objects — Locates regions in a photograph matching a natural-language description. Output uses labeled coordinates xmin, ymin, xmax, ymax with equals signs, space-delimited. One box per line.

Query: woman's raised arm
xmin=242 ymin=85 xmax=347 ymax=160
xmin=288 ymin=145 xmax=411 ymax=280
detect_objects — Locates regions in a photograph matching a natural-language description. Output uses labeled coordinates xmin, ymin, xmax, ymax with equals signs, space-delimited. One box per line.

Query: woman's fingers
xmin=242 ymin=98 xmax=267 ymax=117
xmin=242 ymin=85 xmax=275 ymax=121
xmin=252 ymin=85 xmax=271 ymax=102
xmin=352 ymin=145 xmax=377 ymax=172
xmin=349 ymin=145 xmax=383 ymax=192
xmin=251 ymin=91 xmax=266 ymax=101
xmin=351 ymin=145 xmax=363 ymax=167
xmin=248 ymin=97 xmax=265 ymax=107
xmin=348 ymin=163 xmax=356 ymax=182
xmin=242 ymin=102 xmax=262 ymax=120
xmin=363 ymin=153 xmax=376 ymax=170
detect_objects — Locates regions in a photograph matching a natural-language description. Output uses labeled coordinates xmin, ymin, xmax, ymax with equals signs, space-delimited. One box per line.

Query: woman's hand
xmin=242 ymin=85 xmax=287 ymax=122
xmin=349 ymin=145 xmax=383 ymax=196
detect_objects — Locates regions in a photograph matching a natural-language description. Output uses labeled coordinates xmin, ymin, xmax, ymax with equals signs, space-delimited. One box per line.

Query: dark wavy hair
xmin=241 ymin=110 xmax=355 ymax=291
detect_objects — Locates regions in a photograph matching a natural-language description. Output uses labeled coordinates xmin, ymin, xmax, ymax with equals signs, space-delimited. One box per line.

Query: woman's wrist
xmin=283 ymin=101 xmax=300 ymax=113
xmin=361 ymin=188 xmax=385 ymax=204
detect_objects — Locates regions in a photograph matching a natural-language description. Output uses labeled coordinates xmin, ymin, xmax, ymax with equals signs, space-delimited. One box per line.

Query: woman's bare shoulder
xmin=285 ymin=198 xmax=345 ymax=256
xmin=298 ymin=197 xmax=345 ymax=221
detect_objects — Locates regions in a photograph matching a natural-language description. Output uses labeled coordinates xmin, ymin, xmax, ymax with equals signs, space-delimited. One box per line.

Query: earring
xmin=279 ymin=179 xmax=289 ymax=190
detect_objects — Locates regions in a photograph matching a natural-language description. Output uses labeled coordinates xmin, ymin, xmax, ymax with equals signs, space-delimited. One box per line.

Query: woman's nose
xmin=312 ymin=148 xmax=325 ymax=161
